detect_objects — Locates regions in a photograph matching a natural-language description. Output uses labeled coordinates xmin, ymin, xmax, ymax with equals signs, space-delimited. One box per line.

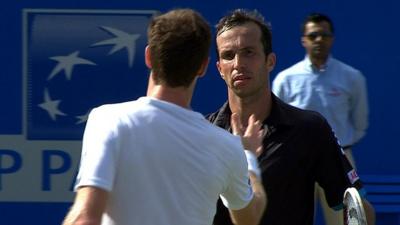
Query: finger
xmin=255 ymin=145 xmax=264 ymax=157
xmin=231 ymin=113 xmax=242 ymax=135
xmin=245 ymin=115 xmax=262 ymax=136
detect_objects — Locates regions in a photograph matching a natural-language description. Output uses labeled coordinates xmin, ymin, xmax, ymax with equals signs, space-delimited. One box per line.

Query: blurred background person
xmin=273 ymin=12 xmax=369 ymax=225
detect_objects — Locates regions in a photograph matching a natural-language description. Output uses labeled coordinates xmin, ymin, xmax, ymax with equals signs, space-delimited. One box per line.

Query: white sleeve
xmin=74 ymin=106 xmax=121 ymax=192
xmin=219 ymin=142 xmax=254 ymax=210
xmin=272 ymin=72 xmax=287 ymax=101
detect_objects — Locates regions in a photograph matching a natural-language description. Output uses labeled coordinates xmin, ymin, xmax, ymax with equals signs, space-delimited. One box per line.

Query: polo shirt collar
xmin=214 ymin=94 xmax=296 ymax=128
xmin=264 ymin=94 xmax=296 ymax=127
xmin=304 ymin=54 xmax=333 ymax=72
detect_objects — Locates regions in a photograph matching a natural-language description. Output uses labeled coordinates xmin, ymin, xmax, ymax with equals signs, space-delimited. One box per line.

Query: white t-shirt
xmin=75 ymin=97 xmax=253 ymax=225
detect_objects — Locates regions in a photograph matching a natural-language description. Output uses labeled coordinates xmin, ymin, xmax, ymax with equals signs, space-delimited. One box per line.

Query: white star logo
xmin=75 ymin=110 xmax=91 ymax=124
xmin=48 ymin=51 xmax=96 ymax=80
xmin=38 ymin=89 xmax=67 ymax=120
xmin=92 ymin=26 xmax=140 ymax=67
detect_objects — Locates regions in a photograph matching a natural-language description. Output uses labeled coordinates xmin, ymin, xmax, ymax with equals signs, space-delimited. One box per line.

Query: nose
xmin=314 ymin=35 xmax=324 ymax=42
xmin=233 ymin=53 xmax=245 ymax=69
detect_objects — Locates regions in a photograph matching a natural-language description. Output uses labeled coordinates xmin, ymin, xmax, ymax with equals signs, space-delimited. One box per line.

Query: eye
xmin=305 ymin=32 xmax=318 ymax=40
xmin=220 ymin=51 xmax=235 ymax=60
xmin=243 ymin=49 xmax=255 ymax=56
xmin=304 ymin=31 xmax=333 ymax=40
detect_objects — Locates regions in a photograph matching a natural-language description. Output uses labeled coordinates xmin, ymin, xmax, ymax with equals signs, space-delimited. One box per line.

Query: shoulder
xmin=205 ymin=102 xmax=230 ymax=126
xmin=91 ymin=101 xmax=137 ymax=119
xmin=273 ymin=61 xmax=306 ymax=86
xmin=276 ymin=97 xmax=327 ymax=128
xmin=94 ymin=101 xmax=136 ymax=113
xmin=275 ymin=98 xmax=336 ymax=142
xmin=275 ymin=98 xmax=341 ymax=151
xmin=331 ymin=58 xmax=364 ymax=78
xmin=204 ymin=119 xmax=241 ymax=150
xmin=206 ymin=122 xmax=246 ymax=166
xmin=87 ymin=100 xmax=140 ymax=131
xmin=276 ymin=61 xmax=305 ymax=77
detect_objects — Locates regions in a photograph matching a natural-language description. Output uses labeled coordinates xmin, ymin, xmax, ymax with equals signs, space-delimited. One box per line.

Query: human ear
xmin=197 ymin=57 xmax=210 ymax=77
xmin=266 ymin=53 xmax=276 ymax=73
xmin=216 ymin=61 xmax=225 ymax=80
xmin=145 ymin=45 xmax=152 ymax=69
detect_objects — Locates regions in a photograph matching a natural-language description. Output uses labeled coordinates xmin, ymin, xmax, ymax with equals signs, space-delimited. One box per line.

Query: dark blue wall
xmin=1 ymin=0 xmax=399 ymax=224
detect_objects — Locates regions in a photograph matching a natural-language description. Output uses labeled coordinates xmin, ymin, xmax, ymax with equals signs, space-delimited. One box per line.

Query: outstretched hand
xmin=231 ymin=113 xmax=265 ymax=157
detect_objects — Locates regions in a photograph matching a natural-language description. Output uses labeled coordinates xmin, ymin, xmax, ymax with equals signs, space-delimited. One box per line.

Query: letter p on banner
xmin=42 ymin=150 xmax=71 ymax=191
xmin=0 ymin=149 xmax=22 ymax=190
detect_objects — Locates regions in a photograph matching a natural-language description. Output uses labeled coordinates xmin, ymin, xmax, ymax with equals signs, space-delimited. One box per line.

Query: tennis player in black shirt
xmin=208 ymin=9 xmax=375 ymax=225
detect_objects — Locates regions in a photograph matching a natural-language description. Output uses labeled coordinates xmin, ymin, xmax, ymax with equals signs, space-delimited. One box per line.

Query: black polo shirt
xmin=207 ymin=94 xmax=364 ymax=225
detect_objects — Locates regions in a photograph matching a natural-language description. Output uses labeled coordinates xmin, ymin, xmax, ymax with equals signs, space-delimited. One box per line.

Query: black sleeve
xmin=314 ymin=116 xmax=364 ymax=208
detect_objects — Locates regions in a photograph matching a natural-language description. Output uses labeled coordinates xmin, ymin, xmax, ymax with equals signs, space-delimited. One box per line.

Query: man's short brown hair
xmin=147 ymin=9 xmax=211 ymax=88
xmin=215 ymin=9 xmax=272 ymax=58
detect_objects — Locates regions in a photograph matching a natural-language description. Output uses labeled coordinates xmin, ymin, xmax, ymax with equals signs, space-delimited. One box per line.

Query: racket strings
xmin=344 ymin=192 xmax=362 ymax=225
xmin=346 ymin=206 xmax=360 ymax=225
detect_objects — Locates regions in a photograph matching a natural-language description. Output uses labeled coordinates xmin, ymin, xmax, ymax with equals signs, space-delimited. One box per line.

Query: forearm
xmin=241 ymin=151 xmax=267 ymax=224
xmin=230 ymin=173 xmax=267 ymax=225
xmin=248 ymin=172 xmax=267 ymax=220
xmin=229 ymin=150 xmax=267 ymax=225
xmin=62 ymin=210 xmax=101 ymax=225
xmin=63 ymin=187 xmax=108 ymax=225
xmin=62 ymin=201 xmax=103 ymax=225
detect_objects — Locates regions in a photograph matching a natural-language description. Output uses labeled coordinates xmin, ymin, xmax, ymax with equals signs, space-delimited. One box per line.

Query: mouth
xmin=312 ymin=45 xmax=324 ymax=51
xmin=233 ymin=74 xmax=251 ymax=86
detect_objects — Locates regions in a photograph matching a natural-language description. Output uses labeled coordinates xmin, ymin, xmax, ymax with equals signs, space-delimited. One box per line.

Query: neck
xmin=228 ymin=89 xmax=272 ymax=126
xmin=146 ymin=73 xmax=194 ymax=109
xmin=310 ymin=55 xmax=328 ymax=69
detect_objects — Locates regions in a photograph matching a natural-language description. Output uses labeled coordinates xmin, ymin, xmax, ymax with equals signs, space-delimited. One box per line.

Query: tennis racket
xmin=343 ymin=187 xmax=367 ymax=225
